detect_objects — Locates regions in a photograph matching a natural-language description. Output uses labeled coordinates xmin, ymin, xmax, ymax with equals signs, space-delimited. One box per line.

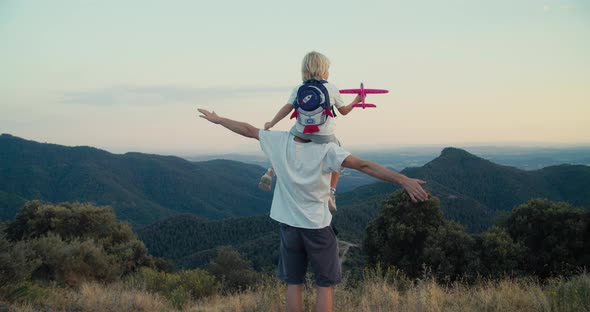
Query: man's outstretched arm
xmin=198 ymin=108 xmax=260 ymax=140
xmin=342 ymin=154 xmax=429 ymax=203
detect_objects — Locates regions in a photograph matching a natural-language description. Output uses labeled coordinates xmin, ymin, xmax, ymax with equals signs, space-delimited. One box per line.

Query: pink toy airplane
xmin=339 ymin=83 xmax=389 ymax=109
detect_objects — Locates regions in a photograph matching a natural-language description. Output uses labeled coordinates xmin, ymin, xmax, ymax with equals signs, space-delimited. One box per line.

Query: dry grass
xmin=193 ymin=274 xmax=589 ymax=312
xmin=188 ymin=278 xmax=287 ymax=312
xmin=2 ymin=274 xmax=588 ymax=312
xmin=3 ymin=282 xmax=173 ymax=312
xmin=76 ymin=283 xmax=172 ymax=312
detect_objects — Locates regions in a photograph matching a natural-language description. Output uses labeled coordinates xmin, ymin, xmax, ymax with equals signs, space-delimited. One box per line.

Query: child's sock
xmin=328 ymin=187 xmax=337 ymax=213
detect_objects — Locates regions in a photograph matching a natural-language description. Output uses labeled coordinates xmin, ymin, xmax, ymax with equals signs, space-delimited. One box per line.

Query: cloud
xmin=542 ymin=3 xmax=577 ymax=13
xmin=62 ymin=85 xmax=291 ymax=106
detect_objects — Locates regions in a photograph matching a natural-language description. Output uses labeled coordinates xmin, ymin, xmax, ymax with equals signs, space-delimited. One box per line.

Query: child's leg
xmin=328 ymin=167 xmax=344 ymax=214
xmin=330 ymin=171 xmax=340 ymax=190
xmin=328 ymin=170 xmax=340 ymax=214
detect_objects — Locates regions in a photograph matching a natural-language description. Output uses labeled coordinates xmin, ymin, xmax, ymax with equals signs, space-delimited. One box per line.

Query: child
xmin=260 ymin=51 xmax=361 ymax=213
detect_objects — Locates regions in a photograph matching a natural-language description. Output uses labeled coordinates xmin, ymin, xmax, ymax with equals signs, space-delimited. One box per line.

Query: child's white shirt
xmin=259 ymin=130 xmax=350 ymax=229
xmin=287 ymin=82 xmax=345 ymax=136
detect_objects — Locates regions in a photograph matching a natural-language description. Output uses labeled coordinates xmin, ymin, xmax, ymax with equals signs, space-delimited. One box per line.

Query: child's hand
xmin=353 ymin=94 xmax=363 ymax=104
xmin=264 ymin=122 xmax=274 ymax=130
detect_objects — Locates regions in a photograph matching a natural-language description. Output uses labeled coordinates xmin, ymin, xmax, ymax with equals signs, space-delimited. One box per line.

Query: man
xmin=197 ymin=108 xmax=428 ymax=312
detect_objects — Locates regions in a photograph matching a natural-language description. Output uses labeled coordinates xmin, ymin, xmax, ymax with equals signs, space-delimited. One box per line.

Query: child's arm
xmin=264 ymin=103 xmax=293 ymax=130
xmin=336 ymin=94 xmax=362 ymax=116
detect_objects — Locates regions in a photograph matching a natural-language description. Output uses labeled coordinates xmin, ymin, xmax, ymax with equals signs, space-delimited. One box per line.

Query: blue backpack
xmin=289 ymin=79 xmax=336 ymax=134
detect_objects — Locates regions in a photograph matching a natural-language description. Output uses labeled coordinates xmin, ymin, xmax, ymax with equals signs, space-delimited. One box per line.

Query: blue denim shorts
xmin=277 ymin=223 xmax=341 ymax=287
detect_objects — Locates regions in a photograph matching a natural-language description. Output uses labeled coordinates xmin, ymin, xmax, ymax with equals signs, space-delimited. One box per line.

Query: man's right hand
xmin=400 ymin=177 xmax=429 ymax=203
xmin=264 ymin=122 xmax=273 ymax=130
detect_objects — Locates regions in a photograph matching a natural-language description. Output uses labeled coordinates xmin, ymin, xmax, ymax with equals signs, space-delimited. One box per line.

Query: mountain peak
xmin=439 ymin=147 xmax=478 ymax=159
xmin=1 ymin=133 xmax=18 ymax=139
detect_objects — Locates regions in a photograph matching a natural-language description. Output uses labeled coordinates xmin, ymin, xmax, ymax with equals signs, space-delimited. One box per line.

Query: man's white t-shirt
xmin=259 ymin=130 xmax=351 ymax=229
xmin=287 ymin=82 xmax=345 ymax=136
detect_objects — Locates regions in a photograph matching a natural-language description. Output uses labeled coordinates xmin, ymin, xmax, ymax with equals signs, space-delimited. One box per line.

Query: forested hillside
xmin=335 ymin=147 xmax=590 ymax=233
xmin=0 ymin=134 xmax=272 ymax=225
xmin=136 ymin=214 xmax=279 ymax=270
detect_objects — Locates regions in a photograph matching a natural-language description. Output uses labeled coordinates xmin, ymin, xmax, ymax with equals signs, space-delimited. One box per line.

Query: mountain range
xmin=333 ymin=147 xmax=590 ymax=234
xmin=0 ymin=134 xmax=273 ymax=225
xmin=2 ymin=133 xmax=590 ymax=268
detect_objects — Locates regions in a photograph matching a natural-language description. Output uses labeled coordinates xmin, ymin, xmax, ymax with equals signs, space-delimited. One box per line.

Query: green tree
xmin=423 ymin=221 xmax=479 ymax=281
xmin=475 ymin=226 xmax=525 ymax=278
xmin=207 ymin=246 xmax=261 ymax=293
xmin=364 ymin=190 xmax=443 ymax=278
xmin=504 ymin=198 xmax=588 ymax=277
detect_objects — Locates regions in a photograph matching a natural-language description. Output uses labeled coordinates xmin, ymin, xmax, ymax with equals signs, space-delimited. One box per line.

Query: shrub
xmin=3 ymin=201 xmax=152 ymax=286
xmin=207 ymin=246 xmax=262 ymax=293
xmin=124 ymin=267 xmax=218 ymax=308
xmin=0 ymin=237 xmax=41 ymax=287
xmin=548 ymin=273 xmax=590 ymax=312
xmin=1 ymin=281 xmax=49 ymax=304
xmin=176 ymin=269 xmax=218 ymax=299
xmin=24 ymin=234 xmax=119 ymax=286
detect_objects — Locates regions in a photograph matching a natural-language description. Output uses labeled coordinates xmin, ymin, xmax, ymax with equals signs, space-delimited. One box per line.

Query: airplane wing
xmin=363 ymin=89 xmax=389 ymax=94
xmin=339 ymin=89 xmax=362 ymax=94
xmin=352 ymin=103 xmax=377 ymax=108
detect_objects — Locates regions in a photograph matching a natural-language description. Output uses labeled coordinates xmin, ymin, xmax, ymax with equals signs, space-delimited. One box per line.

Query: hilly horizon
xmin=2 ymin=133 xmax=589 ymax=233
xmin=0 ymin=133 xmax=273 ymax=225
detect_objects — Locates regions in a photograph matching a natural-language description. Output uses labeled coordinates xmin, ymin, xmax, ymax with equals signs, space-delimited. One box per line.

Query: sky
xmin=1 ymin=0 xmax=589 ymax=155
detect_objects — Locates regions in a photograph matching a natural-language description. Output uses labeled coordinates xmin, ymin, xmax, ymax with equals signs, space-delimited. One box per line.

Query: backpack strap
xmin=292 ymin=80 xmax=335 ymax=134
xmin=316 ymin=80 xmax=337 ymax=117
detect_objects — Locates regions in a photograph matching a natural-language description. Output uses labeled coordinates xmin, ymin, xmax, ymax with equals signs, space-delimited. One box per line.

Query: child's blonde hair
xmin=301 ymin=51 xmax=330 ymax=81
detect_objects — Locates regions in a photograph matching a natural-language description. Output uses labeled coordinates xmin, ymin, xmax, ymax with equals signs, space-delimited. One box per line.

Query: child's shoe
xmin=328 ymin=188 xmax=337 ymax=214
xmin=258 ymin=168 xmax=273 ymax=192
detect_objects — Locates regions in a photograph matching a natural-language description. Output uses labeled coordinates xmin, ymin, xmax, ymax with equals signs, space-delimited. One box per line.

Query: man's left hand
xmin=198 ymin=108 xmax=222 ymax=124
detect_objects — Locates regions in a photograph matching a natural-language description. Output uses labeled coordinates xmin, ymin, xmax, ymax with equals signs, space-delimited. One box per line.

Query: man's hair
xmin=301 ymin=51 xmax=330 ymax=81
